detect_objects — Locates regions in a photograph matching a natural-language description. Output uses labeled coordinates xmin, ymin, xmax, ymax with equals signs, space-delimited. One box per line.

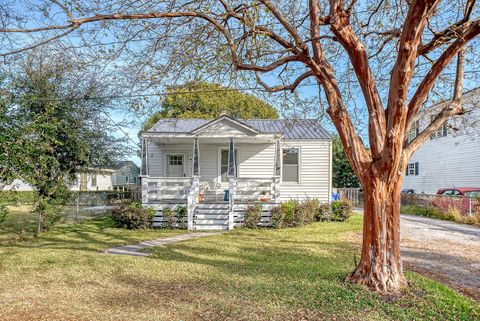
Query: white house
xmin=70 ymin=168 xmax=116 ymax=191
xmin=5 ymin=168 xmax=116 ymax=192
xmin=403 ymin=88 xmax=480 ymax=194
xmin=140 ymin=115 xmax=332 ymax=230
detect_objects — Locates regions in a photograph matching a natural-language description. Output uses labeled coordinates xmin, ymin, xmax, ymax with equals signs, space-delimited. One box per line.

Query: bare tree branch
xmin=255 ymin=70 xmax=314 ymax=92
xmin=405 ymin=48 xmax=466 ymax=158
xmin=329 ymin=0 xmax=386 ymax=158
xmin=418 ymin=0 xmax=477 ymax=56
xmin=406 ymin=19 xmax=480 ymax=132
xmin=384 ymin=0 xmax=440 ymax=163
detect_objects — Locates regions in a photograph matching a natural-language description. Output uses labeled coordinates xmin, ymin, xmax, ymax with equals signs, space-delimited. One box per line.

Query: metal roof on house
xmin=147 ymin=117 xmax=332 ymax=140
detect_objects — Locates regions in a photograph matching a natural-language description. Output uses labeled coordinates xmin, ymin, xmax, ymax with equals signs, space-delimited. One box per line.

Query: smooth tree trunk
xmin=346 ymin=174 xmax=408 ymax=292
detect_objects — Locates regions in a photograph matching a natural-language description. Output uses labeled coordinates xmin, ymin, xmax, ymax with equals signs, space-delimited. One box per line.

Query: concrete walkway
xmin=104 ymin=232 xmax=224 ymax=257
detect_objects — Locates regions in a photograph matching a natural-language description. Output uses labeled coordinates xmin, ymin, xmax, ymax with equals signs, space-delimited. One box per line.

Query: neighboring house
xmin=402 ymin=88 xmax=480 ymax=194
xmin=70 ymin=167 xmax=116 ymax=191
xmin=112 ymin=161 xmax=140 ymax=189
xmin=2 ymin=179 xmax=34 ymax=191
xmin=4 ymin=167 xmax=119 ymax=192
xmin=140 ymin=115 xmax=332 ymax=230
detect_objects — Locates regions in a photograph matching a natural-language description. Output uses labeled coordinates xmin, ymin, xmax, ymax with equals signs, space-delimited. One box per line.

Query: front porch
xmin=140 ymin=133 xmax=282 ymax=230
xmin=141 ymin=176 xmax=279 ymax=230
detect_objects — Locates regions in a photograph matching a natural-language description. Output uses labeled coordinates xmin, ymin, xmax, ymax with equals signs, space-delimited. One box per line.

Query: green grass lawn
xmin=0 ymin=214 xmax=478 ymax=320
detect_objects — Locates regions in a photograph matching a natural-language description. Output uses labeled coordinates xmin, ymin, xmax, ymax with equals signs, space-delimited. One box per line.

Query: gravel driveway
xmin=400 ymin=215 xmax=480 ymax=300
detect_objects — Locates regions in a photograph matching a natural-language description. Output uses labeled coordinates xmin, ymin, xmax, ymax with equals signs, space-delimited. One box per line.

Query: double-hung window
xmin=408 ymin=120 xmax=420 ymax=143
xmin=405 ymin=162 xmax=419 ymax=176
xmin=90 ymin=175 xmax=97 ymax=187
xmin=430 ymin=118 xmax=448 ymax=140
xmin=282 ymin=148 xmax=299 ymax=183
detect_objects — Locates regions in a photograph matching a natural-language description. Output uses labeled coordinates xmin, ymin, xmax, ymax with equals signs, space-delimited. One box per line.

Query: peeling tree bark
xmin=2 ymin=0 xmax=480 ymax=295
xmin=346 ymin=167 xmax=407 ymax=292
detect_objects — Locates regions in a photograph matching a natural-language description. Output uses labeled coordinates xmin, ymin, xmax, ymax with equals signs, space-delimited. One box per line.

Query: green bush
xmin=401 ymin=205 xmax=443 ymax=218
xmin=270 ymin=205 xmax=285 ymax=228
xmin=316 ymin=203 xmax=332 ymax=221
xmin=0 ymin=191 xmax=37 ymax=204
xmin=401 ymin=204 xmax=480 ymax=226
xmin=331 ymin=200 xmax=352 ymax=221
xmin=244 ymin=203 xmax=262 ymax=228
xmin=0 ymin=202 xmax=8 ymax=224
xmin=111 ymin=202 xmax=155 ymax=229
xmin=295 ymin=198 xmax=319 ymax=226
xmin=176 ymin=206 xmax=187 ymax=229
xmin=281 ymin=200 xmax=298 ymax=227
xmin=270 ymin=199 xmax=352 ymax=228
xmin=162 ymin=207 xmax=176 ymax=228
xmin=35 ymin=199 xmax=62 ymax=231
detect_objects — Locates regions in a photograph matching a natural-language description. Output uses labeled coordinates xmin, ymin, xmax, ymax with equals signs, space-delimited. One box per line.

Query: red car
xmin=433 ymin=187 xmax=480 ymax=214
xmin=435 ymin=187 xmax=480 ymax=197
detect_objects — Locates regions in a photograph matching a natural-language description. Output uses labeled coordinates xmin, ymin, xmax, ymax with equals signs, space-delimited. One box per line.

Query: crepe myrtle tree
xmin=2 ymin=0 xmax=479 ymax=292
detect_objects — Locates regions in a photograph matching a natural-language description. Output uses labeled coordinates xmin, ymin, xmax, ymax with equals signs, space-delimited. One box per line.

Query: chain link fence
xmin=1 ymin=191 xmax=142 ymax=242
xmin=61 ymin=191 xmax=141 ymax=222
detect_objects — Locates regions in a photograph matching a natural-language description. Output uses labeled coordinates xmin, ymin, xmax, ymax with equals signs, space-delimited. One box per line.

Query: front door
xmin=166 ymin=154 xmax=185 ymax=177
xmin=219 ymin=149 xmax=238 ymax=183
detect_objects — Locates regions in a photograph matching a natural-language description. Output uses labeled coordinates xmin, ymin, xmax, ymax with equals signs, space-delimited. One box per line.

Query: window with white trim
xmin=90 ymin=175 xmax=97 ymax=187
xmin=282 ymin=148 xmax=299 ymax=183
xmin=220 ymin=149 xmax=238 ymax=182
xmin=430 ymin=118 xmax=448 ymax=140
xmin=405 ymin=162 xmax=419 ymax=176
xmin=408 ymin=120 xmax=420 ymax=143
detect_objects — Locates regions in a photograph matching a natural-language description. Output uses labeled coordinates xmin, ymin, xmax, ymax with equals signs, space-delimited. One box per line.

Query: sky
xmin=3 ymin=0 xmax=480 ymax=165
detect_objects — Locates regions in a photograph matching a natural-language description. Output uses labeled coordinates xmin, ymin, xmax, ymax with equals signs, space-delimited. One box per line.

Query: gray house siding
xmin=402 ymin=90 xmax=480 ymax=194
xmin=112 ymin=161 xmax=140 ymax=186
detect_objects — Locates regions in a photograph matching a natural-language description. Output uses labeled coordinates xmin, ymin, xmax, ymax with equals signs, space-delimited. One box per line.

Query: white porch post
xmin=227 ymin=138 xmax=236 ymax=230
xmin=273 ymin=137 xmax=281 ymax=203
xmin=141 ymin=177 xmax=148 ymax=204
xmin=140 ymin=138 xmax=149 ymax=205
xmin=188 ymin=138 xmax=200 ymax=230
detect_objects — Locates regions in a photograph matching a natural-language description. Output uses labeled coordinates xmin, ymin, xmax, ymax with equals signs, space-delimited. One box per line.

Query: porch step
xmin=194 ymin=219 xmax=229 ymax=225
xmin=194 ymin=224 xmax=229 ymax=231
xmin=196 ymin=203 xmax=229 ymax=209
xmin=194 ymin=202 xmax=229 ymax=230
xmin=194 ymin=214 xmax=229 ymax=220
xmin=195 ymin=208 xmax=229 ymax=215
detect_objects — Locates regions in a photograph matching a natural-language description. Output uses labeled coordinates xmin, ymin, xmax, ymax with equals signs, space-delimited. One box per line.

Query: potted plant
xmin=259 ymin=191 xmax=271 ymax=202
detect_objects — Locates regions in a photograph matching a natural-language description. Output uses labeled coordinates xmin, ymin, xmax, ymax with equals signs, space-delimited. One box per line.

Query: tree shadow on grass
xmin=1 ymin=216 xmax=184 ymax=253
xmin=146 ymin=233 xmax=359 ymax=283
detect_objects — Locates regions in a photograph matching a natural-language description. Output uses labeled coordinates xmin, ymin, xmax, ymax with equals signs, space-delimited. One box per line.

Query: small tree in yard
xmin=2 ymin=0 xmax=480 ymax=293
xmin=1 ymin=50 xmax=125 ymax=233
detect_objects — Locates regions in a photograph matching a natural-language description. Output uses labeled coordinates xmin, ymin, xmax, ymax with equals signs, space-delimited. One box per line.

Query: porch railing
xmin=142 ymin=176 xmax=279 ymax=230
xmin=143 ymin=177 xmax=192 ymax=203
xmin=233 ymin=177 xmax=278 ymax=202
